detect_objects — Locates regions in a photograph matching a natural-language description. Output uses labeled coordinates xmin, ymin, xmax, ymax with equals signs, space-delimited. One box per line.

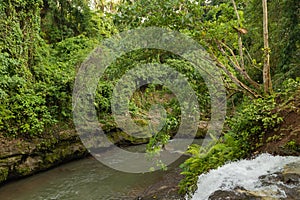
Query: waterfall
xmin=191 ymin=153 xmax=300 ymax=200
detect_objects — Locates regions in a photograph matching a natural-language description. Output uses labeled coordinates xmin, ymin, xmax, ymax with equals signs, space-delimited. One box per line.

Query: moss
xmin=0 ymin=167 xmax=9 ymax=183
xmin=283 ymin=140 xmax=300 ymax=154
xmin=133 ymin=119 xmax=148 ymax=126
xmin=44 ymin=152 xmax=60 ymax=164
xmin=195 ymin=129 xmax=207 ymax=139
xmin=15 ymin=166 xmax=31 ymax=176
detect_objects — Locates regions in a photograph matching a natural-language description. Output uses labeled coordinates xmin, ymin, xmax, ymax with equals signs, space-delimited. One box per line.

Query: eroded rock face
xmin=137 ymin=167 xmax=185 ymax=200
xmin=0 ymin=130 xmax=88 ymax=184
xmin=282 ymin=162 xmax=300 ymax=183
xmin=208 ymin=188 xmax=261 ymax=200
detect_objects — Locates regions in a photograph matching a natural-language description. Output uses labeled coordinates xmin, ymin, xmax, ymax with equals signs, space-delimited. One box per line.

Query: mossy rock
xmin=108 ymin=131 xmax=149 ymax=145
xmin=15 ymin=166 xmax=31 ymax=176
xmin=133 ymin=119 xmax=148 ymax=126
xmin=15 ymin=156 xmax=43 ymax=176
xmin=0 ymin=155 xmax=22 ymax=166
xmin=0 ymin=167 xmax=9 ymax=183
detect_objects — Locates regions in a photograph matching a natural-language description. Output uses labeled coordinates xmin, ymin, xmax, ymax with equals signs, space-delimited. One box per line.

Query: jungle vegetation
xmin=0 ymin=0 xmax=299 ymax=196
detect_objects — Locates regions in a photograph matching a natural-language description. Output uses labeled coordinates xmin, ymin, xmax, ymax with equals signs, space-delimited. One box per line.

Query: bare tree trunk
xmin=231 ymin=0 xmax=245 ymax=69
xmin=262 ymin=0 xmax=272 ymax=94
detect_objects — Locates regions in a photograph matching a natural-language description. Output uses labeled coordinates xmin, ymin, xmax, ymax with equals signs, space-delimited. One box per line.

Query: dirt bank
xmin=257 ymin=91 xmax=300 ymax=156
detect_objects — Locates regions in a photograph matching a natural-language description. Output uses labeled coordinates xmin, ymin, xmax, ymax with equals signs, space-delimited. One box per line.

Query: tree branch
xmin=217 ymin=40 xmax=261 ymax=90
xmin=211 ymin=53 xmax=260 ymax=98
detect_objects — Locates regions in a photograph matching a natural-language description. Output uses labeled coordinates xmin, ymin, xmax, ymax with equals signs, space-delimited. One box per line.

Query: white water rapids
xmin=191 ymin=153 xmax=300 ymax=200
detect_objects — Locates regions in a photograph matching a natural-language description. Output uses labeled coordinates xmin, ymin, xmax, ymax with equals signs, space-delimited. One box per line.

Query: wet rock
xmin=240 ymin=161 xmax=300 ymax=200
xmin=278 ymin=161 xmax=300 ymax=199
xmin=208 ymin=188 xmax=261 ymax=200
xmin=196 ymin=121 xmax=209 ymax=138
xmin=0 ymin=155 xmax=22 ymax=167
xmin=15 ymin=156 xmax=43 ymax=176
xmin=138 ymin=167 xmax=185 ymax=200
xmin=282 ymin=161 xmax=300 ymax=184
xmin=208 ymin=186 xmax=294 ymax=200
xmin=225 ymin=161 xmax=300 ymax=200
xmin=138 ymin=187 xmax=185 ymax=200
xmin=0 ymin=130 xmax=88 ymax=185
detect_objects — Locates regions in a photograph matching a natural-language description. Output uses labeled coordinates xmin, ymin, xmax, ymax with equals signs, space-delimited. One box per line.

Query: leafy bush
xmin=179 ymin=95 xmax=285 ymax=197
xmin=228 ymin=96 xmax=283 ymax=154
xmin=179 ymin=134 xmax=243 ymax=197
xmin=277 ymin=78 xmax=300 ymax=100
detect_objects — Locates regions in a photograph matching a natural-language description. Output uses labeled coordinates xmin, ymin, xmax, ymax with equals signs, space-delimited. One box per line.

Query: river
xmin=0 ymin=142 xmax=191 ymax=200
xmin=2 ymin=142 xmax=298 ymax=200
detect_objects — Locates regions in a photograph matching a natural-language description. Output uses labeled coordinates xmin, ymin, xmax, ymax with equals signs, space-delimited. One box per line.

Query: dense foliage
xmin=245 ymin=0 xmax=300 ymax=84
xmin=112 ymin=0 xmax=299 ymax=196
xmin=179 ymin=78 xmax=300 ymax=196
xmin=0 ymin=0 xmax=299 ymax=197
xmin=0 ymin=0 xmax=115 ymax=137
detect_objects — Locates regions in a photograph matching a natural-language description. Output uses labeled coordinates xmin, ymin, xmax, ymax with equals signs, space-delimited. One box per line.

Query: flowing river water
xmin=0 ymin=141 xmax=192 ymax=200
xmin=1 ymin=142 xmax=299 ymax=200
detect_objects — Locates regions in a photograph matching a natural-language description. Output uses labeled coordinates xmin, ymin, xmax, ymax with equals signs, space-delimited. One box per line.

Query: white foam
xmin=191 ymin=153 xmax=300 ymax=200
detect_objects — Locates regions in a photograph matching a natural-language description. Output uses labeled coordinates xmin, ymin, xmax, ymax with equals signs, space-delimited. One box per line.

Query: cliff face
xmin=0 ymin=130 xmax=87 ymax=184
xmin=0 ymin=123 xmax=208 ymax=186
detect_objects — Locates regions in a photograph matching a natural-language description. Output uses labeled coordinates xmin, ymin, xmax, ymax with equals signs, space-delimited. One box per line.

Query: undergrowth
xmin=179 ymin=78 xmax=300 ymax=197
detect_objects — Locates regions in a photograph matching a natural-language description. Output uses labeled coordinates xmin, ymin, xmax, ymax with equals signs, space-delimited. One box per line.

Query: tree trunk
xmin=231 ymin=0 xmax=245 ymax=69
xmin=262 ymin=0 xmax=272 ymax=94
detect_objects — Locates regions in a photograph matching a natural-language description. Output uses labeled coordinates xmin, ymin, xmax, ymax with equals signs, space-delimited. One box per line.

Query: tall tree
xmin=115 ymin=0 xmax=293 ymax=97
xmin=262 ymin=0 xmax=272 ymax=94
xmin=244 ymin=0 xmax=300 ymax=86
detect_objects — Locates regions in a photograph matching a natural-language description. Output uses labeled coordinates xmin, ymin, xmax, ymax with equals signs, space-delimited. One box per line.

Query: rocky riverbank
xmin=137 ymin=167 xmax=185 ymax=200
xmin=0 ymin=118 xmax=208 ymax=186
xmin=0 ymin=130 xmax=88 ymax=184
